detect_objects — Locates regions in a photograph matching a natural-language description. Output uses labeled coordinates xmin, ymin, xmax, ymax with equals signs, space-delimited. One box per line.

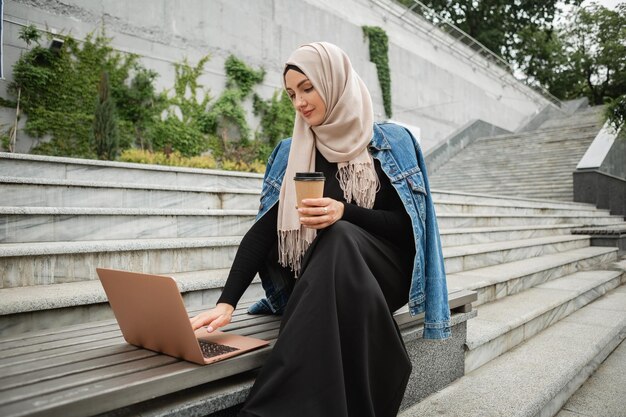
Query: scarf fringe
xmin=337 ymin=162 xmax=378 ymax=208
xmin=278 ymin=227 xmax=317 ymax=276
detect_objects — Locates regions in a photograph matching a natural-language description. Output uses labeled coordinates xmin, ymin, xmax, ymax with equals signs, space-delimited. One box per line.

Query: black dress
xmin=218 ymin=151 xmax=416 ymax=417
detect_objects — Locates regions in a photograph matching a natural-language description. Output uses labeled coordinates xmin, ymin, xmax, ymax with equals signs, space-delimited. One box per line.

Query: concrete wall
xmin=0 ymin=0 xmax=550 ymax=153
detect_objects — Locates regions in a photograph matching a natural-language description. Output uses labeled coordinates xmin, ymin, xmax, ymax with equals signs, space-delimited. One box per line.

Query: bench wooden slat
xmin=0 ymin=349 xmax=157 ymax=391
xmin=0 ymin=349 xmax=268 ymax=417
xmin=0 ymin=338 xmax=128 ymax=368
xmin=0 ymin=323 xmax=122 ymax=352
xmin=0 ymin=320 xmax=115 ymax=346
xmin=1 ymin=344 xmax=137 ymax=378
xmin=0 ymin=289 xmax=477 ymax=417
xmin=0 ymin=330 xmax=123 ymax=360
xmin=0 ymin=355 xmax=179 ymax=406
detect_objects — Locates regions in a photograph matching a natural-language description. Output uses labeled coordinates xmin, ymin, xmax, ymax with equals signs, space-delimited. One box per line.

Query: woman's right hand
xmin=190 ymin=303 xmax=235 ymax=332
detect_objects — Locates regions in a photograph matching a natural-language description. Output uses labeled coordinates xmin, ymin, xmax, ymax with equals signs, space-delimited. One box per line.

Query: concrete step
xmin=0 ymin=237 xmax=243 ymax=287
xmin=0 ymin=207 xmax=256 ymax=243
xmin=442 ymin=235 xmax=591 ymax=274
xmin=1 ymin=176 xmax=597 ymax=218
xmin=1 ymin=176 xmax=261 ymax=210
xmin=4 ymin=206 xmax=620 ymax=244
xmin=433 ymin=182 xmax=576 ymax=193
xmin=436 ymin=213 xmax=622 ymax=228
xmin=440 ymin=224 xmax=577 ymax=247
xmin=430 ymin=190 xmax=596 ymax=210
xmin=470 ymin=130 xmax=599 ymax=149
xmin=399 ymin=283 xmax=626 ymax=417
xmin=447 ymin=246 xmax=618 ymax=306
xmin=556 ymin=337 xmax=626 ymax=417
xmin=433 ymin=170 xmax=575 ymax=181
xmin=0 ymin=269 xmax=265 ymax=337
xmin=464 ymin=268 xmax=624 ymax=372
xmin=435 ymin=201 xmax=601 ymax=217
xmin=0 ymin=152 xmax=264 ymax=190
xmin=0 ymin=234 xmax=591 ymax=287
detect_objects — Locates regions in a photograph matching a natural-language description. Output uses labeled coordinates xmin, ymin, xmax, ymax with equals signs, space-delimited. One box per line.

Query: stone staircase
xmin=1 ymin=150 xmax=626 ymax=417
xmin=429 ymin=106 xmax=606 ymax=201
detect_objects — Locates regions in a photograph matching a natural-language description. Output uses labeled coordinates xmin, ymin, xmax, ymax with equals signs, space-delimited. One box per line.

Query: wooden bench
xmin=0 ymin=289 xmax=476 ymax=417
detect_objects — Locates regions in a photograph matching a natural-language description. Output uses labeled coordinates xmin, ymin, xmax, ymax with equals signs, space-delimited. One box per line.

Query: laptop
xmin=96 ymin=268 xmax=270 ymax=365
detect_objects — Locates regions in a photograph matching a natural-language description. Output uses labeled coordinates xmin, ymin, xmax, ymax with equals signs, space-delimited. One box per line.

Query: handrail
xmin=370 ymin=0 xmax=564 ymax=109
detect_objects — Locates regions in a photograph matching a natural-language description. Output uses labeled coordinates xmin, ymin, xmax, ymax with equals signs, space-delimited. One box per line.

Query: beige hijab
xmin=278 ymin=42 xmax=378 ymax=273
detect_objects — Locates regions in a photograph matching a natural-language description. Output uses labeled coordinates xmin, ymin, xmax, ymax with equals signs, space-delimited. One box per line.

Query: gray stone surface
xmin=556 ymin=339 xmax=626 ymax=417
xmin=1 ymin=176 xmax=260 ymax=210
xmin=0 ymin=0 xmax=549 ymax=153
xmin=430 ymin=107 xmax=605 ymax=201
xmin=400 ymin=285 xmax=626 ymax=417
xmin=400 ymin=319 xmax=469 ymax=411
xmin=465 ymin=270 xmax=623 ymax=372
xmin=426 ymin=119 xmax=511 ymax=175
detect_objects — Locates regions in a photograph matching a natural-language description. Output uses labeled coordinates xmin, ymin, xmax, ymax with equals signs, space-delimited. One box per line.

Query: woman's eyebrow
xmin=297 ymin=78 xmax=310 ymax=88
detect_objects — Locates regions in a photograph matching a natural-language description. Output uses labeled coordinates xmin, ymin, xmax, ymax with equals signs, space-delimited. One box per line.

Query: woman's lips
xmin=302 ymin=109 xmax=313 ymax=118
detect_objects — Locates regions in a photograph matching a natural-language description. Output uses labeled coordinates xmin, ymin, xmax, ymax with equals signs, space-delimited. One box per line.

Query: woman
xmin=191 ymin=42 xmax=450 ymax=417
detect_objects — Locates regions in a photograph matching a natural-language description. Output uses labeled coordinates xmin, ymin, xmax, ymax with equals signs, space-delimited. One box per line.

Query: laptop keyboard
xmin=199 ymin=340 xmax=239 ymax=358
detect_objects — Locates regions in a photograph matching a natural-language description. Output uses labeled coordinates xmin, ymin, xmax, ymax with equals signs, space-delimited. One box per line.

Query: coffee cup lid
xmin=294 ymin=172 xmax=325 ymax=181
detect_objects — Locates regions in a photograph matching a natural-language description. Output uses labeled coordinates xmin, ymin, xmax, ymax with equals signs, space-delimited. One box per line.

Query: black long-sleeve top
xmin=217 ymin=150 xmax=415 ymax=307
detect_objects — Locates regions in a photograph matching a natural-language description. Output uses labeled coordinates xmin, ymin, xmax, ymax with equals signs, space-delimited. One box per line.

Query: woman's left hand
xmin=298 ymin=197 xmax=344 ymax=229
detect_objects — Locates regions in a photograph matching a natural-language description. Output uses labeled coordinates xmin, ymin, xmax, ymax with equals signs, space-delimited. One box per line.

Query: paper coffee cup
xmin=294 ymin=172 xmax=325 ymax=208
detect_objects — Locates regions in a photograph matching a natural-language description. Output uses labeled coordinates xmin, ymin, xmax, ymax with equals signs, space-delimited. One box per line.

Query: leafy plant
xmin=362 ymin=26 xmax=392 ymax=118
xmin=253 ymin=90 xmax=295 ymax=149
xmin=18 ymin=24 xmax=41 ymax=47
xmin=92 ymin=71 xmax=119 ymax=160
xmin=605 ymin=95 xmax=625 ymax=136
xmin=9 ymin=29 xmax=160 ymax=158
xmin=119 ymin=148 xmax=217 ymax=169
xmin=153 ymin=56 xmax=212 ymax=156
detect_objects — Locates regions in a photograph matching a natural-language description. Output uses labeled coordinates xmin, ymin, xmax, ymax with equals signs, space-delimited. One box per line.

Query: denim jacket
xmin=253 ymin=122 xmax=451 ymax=339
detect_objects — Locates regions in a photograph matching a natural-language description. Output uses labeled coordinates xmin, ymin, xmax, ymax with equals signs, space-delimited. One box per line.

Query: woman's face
xmin=284 ymin=69 xmax=326 ymax=126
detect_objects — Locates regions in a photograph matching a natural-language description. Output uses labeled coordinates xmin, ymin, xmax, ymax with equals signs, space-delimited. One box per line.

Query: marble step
xmin=436 ymin=213 xmax=622 ymax=229
xmin=400 ymin=283 xmax=626 ymax=417
xmin=0 ymin=234 xmax=592 ymax=288
xmin=0 ymin=269 xmax=265 ymax=337
xmin=471 ymin=130 xmax=599 ymax=149
xmin=447 ymin=246 xmax=618 ymax=306
xmin=433 ymin=170 xmax=575 ymax=182
xmin=0 ymin=152 xmax=263 ymax=190
xmin=0 ymin=207 xmax=257 ymax=243
xmin=439 ymin=224 xmax=577 ymax=247
xmin=430 ymin=191 xmax=596 ymax=209
xmin=435 ymin=190 xmax=575 ymax=201
xmin=4 ymin=206 xmax=620 ymax=244
xmin=0 ymin=176 xmax=261 ymax=210
xmin=435 ymin=201 xmax=601 ymax=217
xmin=556 ymin=337 xmax=626 ymax=417
xmin=432 ymin=170 xmax=575 ymax=182
xmin=433 ymin=182 xmax=576 ymax=193
xmin=0 ymin=177 xmax=602 ymax=218
xmin=465 ymin=267 xmax=625 ymax=373
xmin=0 ymin=237 xmax=243 ymax=287
xmin=442 ymin=235 xmax=591 ymax=274
xmin=439 ymin=153 xmax=588 ymax=164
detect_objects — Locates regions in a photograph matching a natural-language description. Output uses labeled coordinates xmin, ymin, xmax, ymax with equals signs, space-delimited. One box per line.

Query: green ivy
xmin=362 ymin=26 xmax=392 ymax=119
xmin=253 ymin=90 xmax=295 ymax=149
xmin=4 ymin=25 xmax=293 ymax=169
xmin=205 ymin=55 xmax=264 ymax=144
xmin=155 ymin=56 xmax=212 ymax=156
xmin=225 ymin=55 xmax=265 ymax=97
xmin=9 ymin=29 xmax=159 ymax=158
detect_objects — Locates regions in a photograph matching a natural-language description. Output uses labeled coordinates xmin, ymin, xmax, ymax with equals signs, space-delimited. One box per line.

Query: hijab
xmin=277 ymin=42 xmax=378 ymax=273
